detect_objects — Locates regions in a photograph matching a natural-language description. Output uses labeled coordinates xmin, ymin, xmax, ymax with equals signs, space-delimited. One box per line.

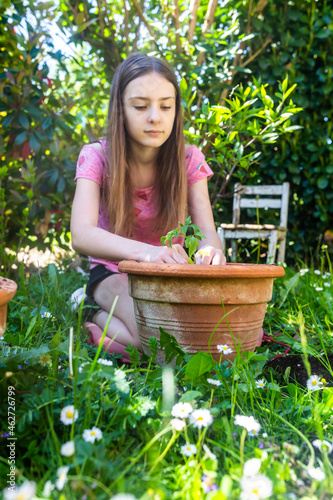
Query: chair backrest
xmin=232 ymin=182 xmax=290 ymax=228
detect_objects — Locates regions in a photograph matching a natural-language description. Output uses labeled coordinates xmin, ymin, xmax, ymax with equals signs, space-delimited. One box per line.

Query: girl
xmin=71 ymin=53 xmax=226 ymax=355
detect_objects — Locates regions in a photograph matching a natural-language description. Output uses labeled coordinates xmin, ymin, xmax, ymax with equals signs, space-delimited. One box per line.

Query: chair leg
xmin=217 ymin=227 xmax=226 ymax=254
xmin=277 ymin=236 xmax=286 ymax=263
xmin=267 ymin=231 xmax=278 ymax=264
xmin=231 ymin=239 xmax=237 ymax=262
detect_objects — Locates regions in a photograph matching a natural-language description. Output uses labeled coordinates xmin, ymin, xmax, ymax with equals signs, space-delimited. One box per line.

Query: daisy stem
xmin=109 ymin=426 xmax=172 ymax=488
xmin=196 ymin=427 xmax=208 ymax=458
xmin=239 ymin=428 xmax=247 ymax=467
xmin=150 ymin=431 xmax=178 ymax=473
xmin=69 ymin=474 xmax=113 ymax=497
xmin=44 ymin=405 xmax=62 ymax=464
xmin=73 ymin=456 xmax=81 ymax=477
xmin=209 ymin=388 xmax=214 ymax=408
xmin=262 ymin=407 xmax=315 ymax=467
xmin=197 ymin=427 xmax=202 ymax=449
xmin=80 ymin=296 xmax=118 ymax=394
xmin=68 ymin=327 xmax=74 ymax=377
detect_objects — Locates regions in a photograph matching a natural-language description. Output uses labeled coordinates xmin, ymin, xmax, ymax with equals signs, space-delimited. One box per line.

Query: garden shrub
xmin=237 ymin=0 xmax=333 ymax=263
xmin=0 ymin=1 xmax=80 ymax=272
xmin=1 ymin=0 xmax=332 ymax=268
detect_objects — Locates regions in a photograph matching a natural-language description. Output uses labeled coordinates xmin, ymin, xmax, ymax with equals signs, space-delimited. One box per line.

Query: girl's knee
xmin=94 ymin=274 xmax=129 ymax=307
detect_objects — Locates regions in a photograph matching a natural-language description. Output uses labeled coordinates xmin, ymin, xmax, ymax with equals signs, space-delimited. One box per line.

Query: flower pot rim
xmin=0 ymin=276 xmax=18 ymax=305
xmin=118 ymin=260 xmax=285 ymax=279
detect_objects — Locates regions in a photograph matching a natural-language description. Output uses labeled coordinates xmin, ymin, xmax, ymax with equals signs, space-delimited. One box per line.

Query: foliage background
xmin=1 ymin=0 xmax=332 ymax=270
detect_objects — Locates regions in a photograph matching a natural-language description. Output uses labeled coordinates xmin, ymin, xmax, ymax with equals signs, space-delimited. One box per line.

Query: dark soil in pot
xmin=264 ymin=354 xmax=333 ymax=387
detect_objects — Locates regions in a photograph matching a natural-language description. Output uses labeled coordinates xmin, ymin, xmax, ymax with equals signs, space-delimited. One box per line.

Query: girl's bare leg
xmin=92 ymin=274 xmax=141 ymax=349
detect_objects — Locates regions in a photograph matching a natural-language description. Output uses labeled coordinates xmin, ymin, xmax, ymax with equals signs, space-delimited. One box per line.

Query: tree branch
xmin=188 ymin=0 xmax=200 ymax=43
xmin=211 ymin=123 xmax=272 ymax=208
xmin=197 ymin=0 xmax=219 ymax=66
xmin=123 ymin=0 xmax=130 ymax=55
xmin=172 ymin=0 xmax=182 ymax=56
xmin=130 ymin=0 xmax=157 ymax=40
xmin=96 ymin=0 xmax=105 ymax=34
xmin=242 ymin=36 xmax=272 ymax=68
xmin=218 ymin=36 xmax=271 ymax=105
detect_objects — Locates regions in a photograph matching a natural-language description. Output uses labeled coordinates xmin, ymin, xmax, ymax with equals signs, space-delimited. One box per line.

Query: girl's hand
xmin=142 ymin=244 xmax=189 ymax=264
xmin=195 ymin=246 xmax=226 ymax=265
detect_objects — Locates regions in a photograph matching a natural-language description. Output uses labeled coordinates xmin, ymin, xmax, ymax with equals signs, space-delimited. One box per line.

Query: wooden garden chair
xmin=217 ymin=182 xmax=290 ymax=263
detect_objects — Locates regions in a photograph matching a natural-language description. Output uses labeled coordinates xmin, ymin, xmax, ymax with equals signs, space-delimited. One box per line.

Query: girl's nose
xmin=148 ymin=106 xmax=160 ymax=122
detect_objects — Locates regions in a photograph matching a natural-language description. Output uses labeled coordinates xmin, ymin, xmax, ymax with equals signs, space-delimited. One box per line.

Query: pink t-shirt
xmin=75 ymin=141 xmax=213 ymax=272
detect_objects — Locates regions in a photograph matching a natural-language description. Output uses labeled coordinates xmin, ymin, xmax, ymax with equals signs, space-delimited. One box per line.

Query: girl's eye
xmin=135 ymin=106 xmax=147 ymax=110
xmin=161 ymin=107 xmax=171 ymax=110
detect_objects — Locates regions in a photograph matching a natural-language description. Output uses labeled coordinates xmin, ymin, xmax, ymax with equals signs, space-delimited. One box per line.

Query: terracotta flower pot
xmin=118 ymin=261 xmax=285 ymax=365
xmin=0 ymin=277 xmax=18 ymax=337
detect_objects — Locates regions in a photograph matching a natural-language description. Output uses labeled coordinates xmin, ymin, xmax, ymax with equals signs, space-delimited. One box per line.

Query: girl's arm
xmin=187 ymin=177 xmax=226 ymax=265
xmin=70 ymin=178 xmax=188 ymax=264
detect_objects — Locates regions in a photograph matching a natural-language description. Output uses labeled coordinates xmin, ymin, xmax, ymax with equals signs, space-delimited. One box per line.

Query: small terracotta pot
xmin=0 ymin=277 xmax=18 ymax=337
xmin=118 ymin=261 xmax=285 ymax=365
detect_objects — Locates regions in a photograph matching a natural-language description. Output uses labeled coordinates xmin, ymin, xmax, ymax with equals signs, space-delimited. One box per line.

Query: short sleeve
xmin=186 ymin=146 xmax=214 ymax=186
xmin=74 ymin=144 xmax=106 ymax=185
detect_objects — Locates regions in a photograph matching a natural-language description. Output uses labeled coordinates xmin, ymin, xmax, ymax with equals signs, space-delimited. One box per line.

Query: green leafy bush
xmin=239 ymin=0 xmax=333 ymax=262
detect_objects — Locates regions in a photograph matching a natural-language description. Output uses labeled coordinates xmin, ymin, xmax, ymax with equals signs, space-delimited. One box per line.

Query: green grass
xmin=0 ymin=257 xmax=332 ymax=500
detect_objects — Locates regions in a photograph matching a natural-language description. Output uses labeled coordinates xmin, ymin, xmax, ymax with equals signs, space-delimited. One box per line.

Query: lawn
xmin=0 ymin=253 xmax=332 ymax=500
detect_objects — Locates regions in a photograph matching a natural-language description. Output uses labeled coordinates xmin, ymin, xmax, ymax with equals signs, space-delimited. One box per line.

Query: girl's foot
xmin=256 ymin=328 xmax=264 ymax=347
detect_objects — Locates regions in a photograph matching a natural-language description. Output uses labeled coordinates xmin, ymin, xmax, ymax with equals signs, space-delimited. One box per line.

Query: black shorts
xmin=83 ymin=265 xmax=118 ymax=322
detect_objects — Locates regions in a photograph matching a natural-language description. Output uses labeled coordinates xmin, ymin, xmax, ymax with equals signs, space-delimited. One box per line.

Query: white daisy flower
xmin=170 ymin=418 xmax=186 ymax=431
xmin=114 ymin=369 xmax=130 ymax=394
xmin=69 ymin=287 xmax=86 ymax=311
xmin=189 ymin=408 xmax=213 ymax=429
xmin=60 ymin=405 xmax=79 ymax=425
xmin=207 ymin=378 xmax=222 ymax=386
xmin=42 ymin=480 xmax=55 ymax=497
xmin=181 ymin=442 xmax=197 ymax=457
xmin=216 ymin=344 xmax=232 ymax=354
xmin=97 ymin=358 xmax=113 ymax=366
xmin=248 ymin=428 xmax=260 ymax=437
xmin=110 ymin=495 xmax=137 ymax=500
xmin=41 ymin=311 xmax=52 ymax=318
xmin=324 ymin=282 xmax=330 ymax=287
xmin=307 ymin=466 xmax=326 ymax=481
xmin=3 ymin=481 xmax=36 ymax=500
xmin=299 ymin=268 xmax=309 ymax=276
xmin=78 ymin=361 xmax=90 ymax=373
xmin=306 ymin=375 xmax=323 ymax=391
xmin=203 ymin=443 xmax=217 ymax=461
xmin=255 ymin=379 xmax=266 ymax=389
xmin=240 ymin=474 xmax=273 ymax=499
xmin=243 ymin=458 xmax=262 ymax=477
xmin=235 ymin=415 xmax=261 ymax=434
xmin=314 ymin=270 xmax=321 ymax=275
xmin=315 ymin=287 xmax=323 ymax=291
xmin=60 ymin=440 xmax=75 ymax=457
xmin=312 ymin=439 xmax=332 ymax=453
xmin=83 ymin=427 xmax=103 ymax=443
xmin=55 ymin=466 xmax=69 ymax=490
xmin=171 ymin=402 xmax=193 ymax=418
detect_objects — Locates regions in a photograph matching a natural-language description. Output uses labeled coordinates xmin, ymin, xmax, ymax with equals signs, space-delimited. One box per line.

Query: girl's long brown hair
xmin=105 ymin=53 xmax=187 ymax=238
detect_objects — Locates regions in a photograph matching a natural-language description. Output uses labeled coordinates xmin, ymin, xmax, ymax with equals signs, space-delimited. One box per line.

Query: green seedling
xmin=160 ymin=216 xmax=206 ymax=263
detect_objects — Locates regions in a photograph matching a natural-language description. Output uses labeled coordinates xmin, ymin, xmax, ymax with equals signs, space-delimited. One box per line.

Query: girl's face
xmin=123 ymin=72 xmax=176 ymax=152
